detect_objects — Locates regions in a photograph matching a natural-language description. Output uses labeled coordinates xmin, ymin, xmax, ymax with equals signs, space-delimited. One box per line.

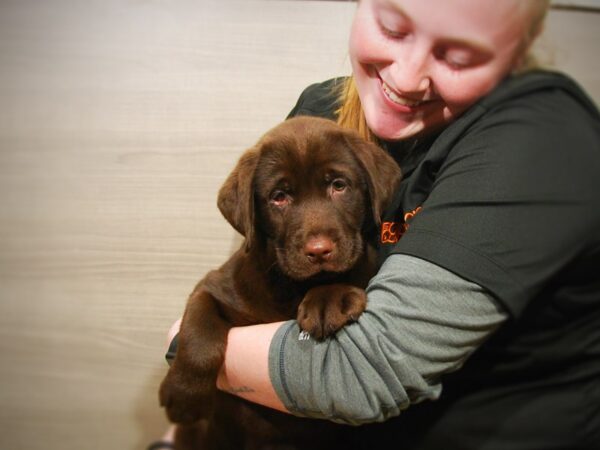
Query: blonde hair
xmin=336 ymin=0 xmax=551 ymax=142
xmin=515 ymin=0 xmax=551 ymax=73
xmin=335 ymin=77 xmax=378 ymax=143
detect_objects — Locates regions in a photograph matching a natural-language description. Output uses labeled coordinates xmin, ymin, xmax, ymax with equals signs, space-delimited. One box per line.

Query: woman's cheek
xmin=435 ymin=72 xmax=501 ymax=111
xmin=350 ymin=26 xmax=379 ymax=65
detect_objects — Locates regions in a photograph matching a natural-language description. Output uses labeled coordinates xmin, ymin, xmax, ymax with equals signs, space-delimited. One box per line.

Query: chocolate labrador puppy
xmin=159 ymin=116 xmax=401 ymax=449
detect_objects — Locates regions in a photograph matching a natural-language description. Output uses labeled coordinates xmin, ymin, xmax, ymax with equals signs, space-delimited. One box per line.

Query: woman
xmin=151 ymin=0 xmax=600 ymax=448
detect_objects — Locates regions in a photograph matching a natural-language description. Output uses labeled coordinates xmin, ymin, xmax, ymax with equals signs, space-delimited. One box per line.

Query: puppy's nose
xmin=304 ymin=236 xmax=334 ymax=264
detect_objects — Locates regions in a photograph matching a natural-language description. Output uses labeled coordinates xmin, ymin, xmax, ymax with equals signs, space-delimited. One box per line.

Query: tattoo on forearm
xmin=225 ymin=385 xmax=255 ymax=394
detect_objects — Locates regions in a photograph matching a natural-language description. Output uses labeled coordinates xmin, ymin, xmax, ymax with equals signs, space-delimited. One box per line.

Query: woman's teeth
xmin=382 ymin=82 xmax=423 ymax=107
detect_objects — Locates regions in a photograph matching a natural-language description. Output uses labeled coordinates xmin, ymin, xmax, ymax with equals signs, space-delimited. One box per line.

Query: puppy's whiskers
xmin=265 ymin=260 xmax=279 ymax=274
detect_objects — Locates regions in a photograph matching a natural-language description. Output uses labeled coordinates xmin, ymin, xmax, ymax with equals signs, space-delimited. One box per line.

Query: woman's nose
xmin=388 ymin=42 xmax=432 ymax=95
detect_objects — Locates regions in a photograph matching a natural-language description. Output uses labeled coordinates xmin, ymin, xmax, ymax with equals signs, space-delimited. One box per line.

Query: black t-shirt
xmin=288 ymin=71 xmax=600 ymax=449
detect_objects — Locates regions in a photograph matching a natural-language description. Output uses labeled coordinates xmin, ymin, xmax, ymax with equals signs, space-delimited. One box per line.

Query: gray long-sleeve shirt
xmin=268 ymin=254 xmax=508 ymax=425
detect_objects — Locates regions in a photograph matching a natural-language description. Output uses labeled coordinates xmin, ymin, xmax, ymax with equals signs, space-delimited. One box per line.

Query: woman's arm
xmin=165 ymin=317 xmax=289 ymax=412
xmin=216 ymin=321 xmax=289 ymax=413
xmin=165 ymin=256 xmax=507 ymax=424
xmin=164 ymin=254 xmax=508 ymax=424
xmin=176 ymin=254 xmax=506 ymax=425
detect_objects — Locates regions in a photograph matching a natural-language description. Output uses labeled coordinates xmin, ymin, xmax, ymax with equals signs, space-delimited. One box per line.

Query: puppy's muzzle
xmin=304 ymin=235 xmax=335 ymax=264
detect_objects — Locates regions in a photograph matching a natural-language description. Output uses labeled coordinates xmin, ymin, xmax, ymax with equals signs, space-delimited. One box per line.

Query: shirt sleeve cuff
xmin=268 ymin=320 xmax=304 ymax=415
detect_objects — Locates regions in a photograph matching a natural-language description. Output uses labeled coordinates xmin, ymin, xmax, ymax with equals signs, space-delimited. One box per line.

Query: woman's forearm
xmin=216 ymin=321 xmax=290 ymax=413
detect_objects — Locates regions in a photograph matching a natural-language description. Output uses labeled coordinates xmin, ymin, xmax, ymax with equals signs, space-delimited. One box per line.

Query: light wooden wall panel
xmin=0 ymin=1 xmax=598 ymax=449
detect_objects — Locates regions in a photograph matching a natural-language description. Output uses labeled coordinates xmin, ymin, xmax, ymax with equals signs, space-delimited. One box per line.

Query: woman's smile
xmin=379 ymin=75 xmax=434 ymax=112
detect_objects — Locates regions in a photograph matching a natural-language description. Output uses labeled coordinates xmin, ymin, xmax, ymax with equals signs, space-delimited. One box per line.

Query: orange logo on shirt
xmin=380 ymin=206 xmax=422 ymax=244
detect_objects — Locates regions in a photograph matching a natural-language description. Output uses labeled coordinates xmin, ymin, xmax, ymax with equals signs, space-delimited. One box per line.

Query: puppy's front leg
xmin=297 ymin=284 xmax=367 ymax=340
xmin=159 ymin=286 xmax=230 ymax=424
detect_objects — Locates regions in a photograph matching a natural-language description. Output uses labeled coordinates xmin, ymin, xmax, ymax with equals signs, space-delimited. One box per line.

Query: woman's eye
xmin=270 ymin=190 xmax=290 ymax=207
xmin=436 ymin=47 xmax=477 ymax=70
xmin=380 ymin=24 xmax=408 ymax=40
xmin=376 ymin=9 xmax=410 ymax=40
xmin=445 ymin=56 xmax=471 ymax=70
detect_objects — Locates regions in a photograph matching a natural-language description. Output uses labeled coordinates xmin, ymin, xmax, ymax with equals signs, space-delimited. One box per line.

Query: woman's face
xmin=350 ymin=0 xmax=533 ymax=141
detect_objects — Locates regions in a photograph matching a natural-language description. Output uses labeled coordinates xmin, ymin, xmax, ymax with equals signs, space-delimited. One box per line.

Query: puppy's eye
xmin=331 ymin=179 xmax=348 ymax=193
xmin=269 ymin=190 xmax=290 ymax=207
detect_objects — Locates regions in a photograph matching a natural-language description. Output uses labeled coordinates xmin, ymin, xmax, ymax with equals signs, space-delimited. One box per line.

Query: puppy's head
xmin=218 ymin=117 xmax=401 ymax=279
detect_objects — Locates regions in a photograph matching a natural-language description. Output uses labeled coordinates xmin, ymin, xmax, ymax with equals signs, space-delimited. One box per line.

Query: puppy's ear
xmin=217 ymin=146 xmax=261 ymax=251
xmin=347 ymin=135 xmax=402 ymax=227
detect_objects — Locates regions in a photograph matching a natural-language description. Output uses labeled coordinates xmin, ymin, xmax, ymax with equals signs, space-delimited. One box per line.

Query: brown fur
xmin=159 ymin=116 xmax=401 ymax=449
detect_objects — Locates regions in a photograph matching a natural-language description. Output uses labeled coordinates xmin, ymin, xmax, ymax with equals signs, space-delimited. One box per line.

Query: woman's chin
xmin=367 ymin=115 xmax=425 ymax=142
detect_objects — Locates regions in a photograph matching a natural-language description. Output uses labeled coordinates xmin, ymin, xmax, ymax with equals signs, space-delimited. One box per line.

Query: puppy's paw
xmin=297 ymin=284 xmax=367 ymax=340
xmin=159 ymin=369 xmax=217 ymax=425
